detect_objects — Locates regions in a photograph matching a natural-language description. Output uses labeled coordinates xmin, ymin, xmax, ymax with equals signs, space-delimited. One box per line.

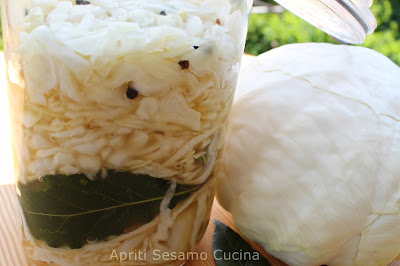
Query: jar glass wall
xmin=1 ymin=0 xmax=252 ymax=265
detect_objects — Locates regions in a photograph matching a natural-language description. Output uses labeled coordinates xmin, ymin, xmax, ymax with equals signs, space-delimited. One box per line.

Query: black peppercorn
xmin=179 ymin=60 xmax=190 ymax=69
xmin=160 ymin=10 xmax=167 ymax=16
xmin=126 ymin=86 xmax=139 ymax=99
xmin=76 ymin=0 xmax=91 ymax=5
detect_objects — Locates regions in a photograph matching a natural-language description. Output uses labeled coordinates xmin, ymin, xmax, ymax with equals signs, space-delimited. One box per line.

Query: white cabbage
xmin=217 ymin=43 xmax=400 ymax=266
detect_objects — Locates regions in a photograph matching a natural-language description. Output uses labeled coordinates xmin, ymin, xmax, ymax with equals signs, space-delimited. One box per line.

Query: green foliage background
xmin=0 ymin=11 xmax=2 ymax=51
xmin=246 ymin=0 xmax=400 ymax=65
xmin=0 ymin=1 xmax=399 ymax=65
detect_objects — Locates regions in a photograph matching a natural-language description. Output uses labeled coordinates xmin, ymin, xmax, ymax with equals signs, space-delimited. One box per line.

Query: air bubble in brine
xmin=87 ymin=236 xmax=98 ymax=244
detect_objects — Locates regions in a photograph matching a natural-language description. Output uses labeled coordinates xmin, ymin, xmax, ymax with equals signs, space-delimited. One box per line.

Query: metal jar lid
xmin=274 ymin=0 xmax=377 ymax=44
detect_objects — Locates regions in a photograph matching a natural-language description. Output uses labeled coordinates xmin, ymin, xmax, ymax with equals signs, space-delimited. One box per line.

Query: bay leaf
xmin=213 ymin=220 xmax=271 ymax=266
xmin=18 ymin=170 xmax=200 ymax=249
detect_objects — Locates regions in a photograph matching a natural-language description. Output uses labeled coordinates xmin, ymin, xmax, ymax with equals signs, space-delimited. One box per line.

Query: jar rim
xmin=274 ymin=0 xmax=377 ymax=44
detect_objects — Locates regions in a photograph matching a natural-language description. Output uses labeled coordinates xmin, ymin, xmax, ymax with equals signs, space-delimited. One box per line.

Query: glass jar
xmin=1 ymin=0 xmax=253 ymax=265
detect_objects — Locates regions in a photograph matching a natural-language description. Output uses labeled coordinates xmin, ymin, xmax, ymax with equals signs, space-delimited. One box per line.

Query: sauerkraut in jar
xmin=1 ymin=0 xmax=252 ymax=264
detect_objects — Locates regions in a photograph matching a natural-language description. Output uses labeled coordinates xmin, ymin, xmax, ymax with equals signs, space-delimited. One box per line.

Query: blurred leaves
xmin=246 ymin=0 xmax=400 ymax=66
xmin=362 ymin=0 xmax=400 ymax=65
xmin=0 ymin=10 xmax=2 ymax=51
xmin=245 ymin=11 xmax=336 ymax=55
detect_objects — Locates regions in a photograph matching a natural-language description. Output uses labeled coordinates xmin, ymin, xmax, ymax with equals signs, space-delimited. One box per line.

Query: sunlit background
xmin=0 ymin=0 xmax=399 ymax=185
xmin=248 ymin=0 xmax=400 ymax=66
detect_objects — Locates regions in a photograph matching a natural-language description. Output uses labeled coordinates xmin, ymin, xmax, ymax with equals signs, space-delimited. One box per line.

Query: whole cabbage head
xmin=217 ymin=43 xmax=400 ymax=266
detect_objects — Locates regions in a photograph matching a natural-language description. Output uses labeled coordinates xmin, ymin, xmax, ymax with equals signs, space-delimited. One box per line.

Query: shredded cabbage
xmin=11 ymin=0 xmax=246 ymax=184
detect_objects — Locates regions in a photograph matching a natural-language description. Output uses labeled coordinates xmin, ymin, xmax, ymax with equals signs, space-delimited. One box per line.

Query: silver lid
xmin=274 ymin=0 xmax=377 ymax=44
